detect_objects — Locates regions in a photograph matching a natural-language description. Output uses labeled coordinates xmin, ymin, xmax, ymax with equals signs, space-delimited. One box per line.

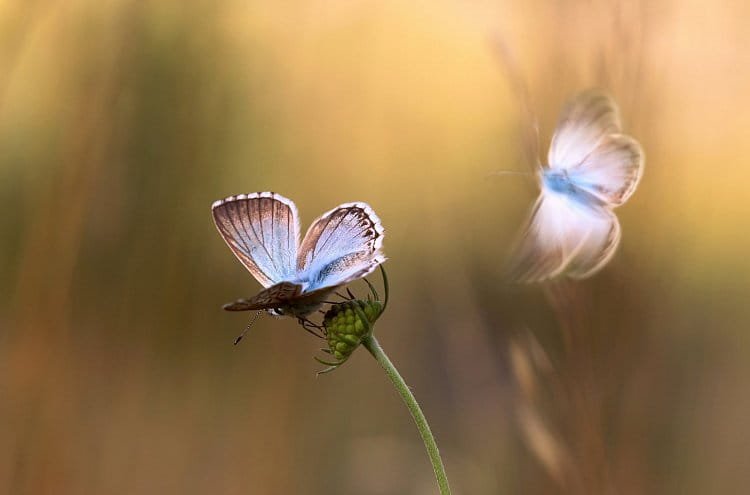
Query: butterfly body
xmin=541 ymin=169 xmax=608 ymax=208
xmin=511 ymin=91 xmax=644 ymax=282
xmin=267 ymin=291 xmax=334 ymax=317
xmin=222 ymin=282 xmax=338 ymax=317
xmin=212 ymin=192 xmax=385 ymax=317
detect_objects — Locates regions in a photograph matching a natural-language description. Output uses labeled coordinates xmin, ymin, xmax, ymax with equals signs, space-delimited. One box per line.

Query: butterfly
xmin=212 ymin=192 xmax=386 ymax=317
xmin=511 ymin=90 xmax=644 ymax=282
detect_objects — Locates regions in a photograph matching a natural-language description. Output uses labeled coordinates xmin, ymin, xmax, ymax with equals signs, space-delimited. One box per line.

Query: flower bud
xmin=321 ymin=299 xmax=383 ymax=364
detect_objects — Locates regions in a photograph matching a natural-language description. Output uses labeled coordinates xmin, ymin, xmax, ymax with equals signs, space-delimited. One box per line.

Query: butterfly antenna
xmin=346 ymin=287 xmax=356 ymax=300
xmin=334 ymin=291 xmax=349 ymax=300
xmin=233 ymin=310 xmax=263 ymax=345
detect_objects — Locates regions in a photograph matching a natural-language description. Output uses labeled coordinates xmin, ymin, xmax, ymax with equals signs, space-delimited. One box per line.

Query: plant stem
xmin=362 ymin=334 xmax=452 ymax=495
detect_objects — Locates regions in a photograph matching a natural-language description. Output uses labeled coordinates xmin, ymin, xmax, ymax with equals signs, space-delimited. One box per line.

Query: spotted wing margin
xmin=510 ymin=192 xmax=621 ymax=283
xmin=548 ymin=90 xmax=622 ymax=171
xmin=569 ymin=132 xmax=644 ymax=208
xmin=223 ymin=281 xmax=303 ymax=311
xmin=212 ymin=192 xmax=300 ymax=288
xmin=297 ymin=202 xmax=386 ymax=291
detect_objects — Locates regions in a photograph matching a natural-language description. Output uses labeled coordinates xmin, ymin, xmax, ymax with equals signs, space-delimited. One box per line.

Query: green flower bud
xmin=317 ymin=299 xmax=383 ymax=371
xmin=313 ymin=266 xmax=389 ymax=374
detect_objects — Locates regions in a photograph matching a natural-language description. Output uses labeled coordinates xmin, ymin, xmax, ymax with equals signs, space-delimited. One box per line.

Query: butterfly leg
xmin=299 ymin=316 xmax=324 ymax=330
xmin=297 ymin=317 xmax=324 ymax=338
xmin=335 ymin=290 xmax=354 ymax=301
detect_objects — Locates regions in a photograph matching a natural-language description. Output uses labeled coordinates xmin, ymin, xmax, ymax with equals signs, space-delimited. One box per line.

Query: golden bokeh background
xmin=1 ymin=0 xmax=748 ymax=493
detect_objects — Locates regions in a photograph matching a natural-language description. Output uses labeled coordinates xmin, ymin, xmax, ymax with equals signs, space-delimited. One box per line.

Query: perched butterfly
xmin=511 ymin=90 xmax=644 ymax=282
xmin=212 ymin=192 xmax=385 ymax=317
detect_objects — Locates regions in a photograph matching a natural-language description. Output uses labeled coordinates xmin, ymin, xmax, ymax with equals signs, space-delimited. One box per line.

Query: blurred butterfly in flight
xmin=212 ymin=193 xmax=386 ymax=320
xmin=511 ymin=91 xmax=644 ymax=282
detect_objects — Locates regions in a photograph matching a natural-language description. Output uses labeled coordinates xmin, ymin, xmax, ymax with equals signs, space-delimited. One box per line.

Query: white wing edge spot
xmin=211 ymin=192 xmax=298 ymax=216
xmin=211 ymin=192 xmax=301 ymax=252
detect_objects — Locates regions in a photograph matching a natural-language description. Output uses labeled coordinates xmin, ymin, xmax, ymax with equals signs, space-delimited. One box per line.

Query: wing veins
xmin=245 ymin=198 xmax=278 ymax=273
xmin=312 ymin=210 xmax=348 ymax=259
xmin=225 ymin=202 xmax=257 ymax=263
xmin=313 ymin=209 xmax=373 ymax=265
xmin=317 ymin=211 xmax=362 ymax=257
xmin=271 ymin=198 xmax=276 ymax=269
xmin=327 ymin=208 xmax=374 ymax=254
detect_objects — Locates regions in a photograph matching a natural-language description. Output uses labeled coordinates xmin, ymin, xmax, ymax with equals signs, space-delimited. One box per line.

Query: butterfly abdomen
xmin=542 ymin=170 xmax=605 ymax=208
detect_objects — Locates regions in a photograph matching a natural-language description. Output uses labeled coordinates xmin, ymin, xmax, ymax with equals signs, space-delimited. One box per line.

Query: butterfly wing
xmin=212 ymin=192 xmax=300 ymax=288
xmin=297 ymin=202 xmax=385 ymax=291
xmin=567 ymin=134 xmax=644 ymax=207
xmin=548 ymin=91 xmax=644 ymax=207
xmin=222 ymin=281 xmax=303 ymax=311
xmin=511 ymin=191 xmax=621 ymax=283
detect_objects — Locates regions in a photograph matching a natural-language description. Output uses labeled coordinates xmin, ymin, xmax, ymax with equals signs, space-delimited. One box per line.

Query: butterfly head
xmin=266 ymin=294 xmax=331 ymax=318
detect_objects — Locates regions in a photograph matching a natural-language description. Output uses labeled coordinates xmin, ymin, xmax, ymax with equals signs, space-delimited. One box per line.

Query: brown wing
xmin=222 ymin=281 xmax=303 ymax=311
xmin=212 ymin=192 xmax=300 ymax=288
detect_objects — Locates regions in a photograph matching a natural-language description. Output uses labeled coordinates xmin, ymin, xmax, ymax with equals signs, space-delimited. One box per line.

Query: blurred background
xmin=1 ymin=0 xmax=749 ymax=493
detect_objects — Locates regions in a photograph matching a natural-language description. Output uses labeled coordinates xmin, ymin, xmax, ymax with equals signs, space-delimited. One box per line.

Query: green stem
xmin=362 ymin=334 xmax=452 ymax=495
